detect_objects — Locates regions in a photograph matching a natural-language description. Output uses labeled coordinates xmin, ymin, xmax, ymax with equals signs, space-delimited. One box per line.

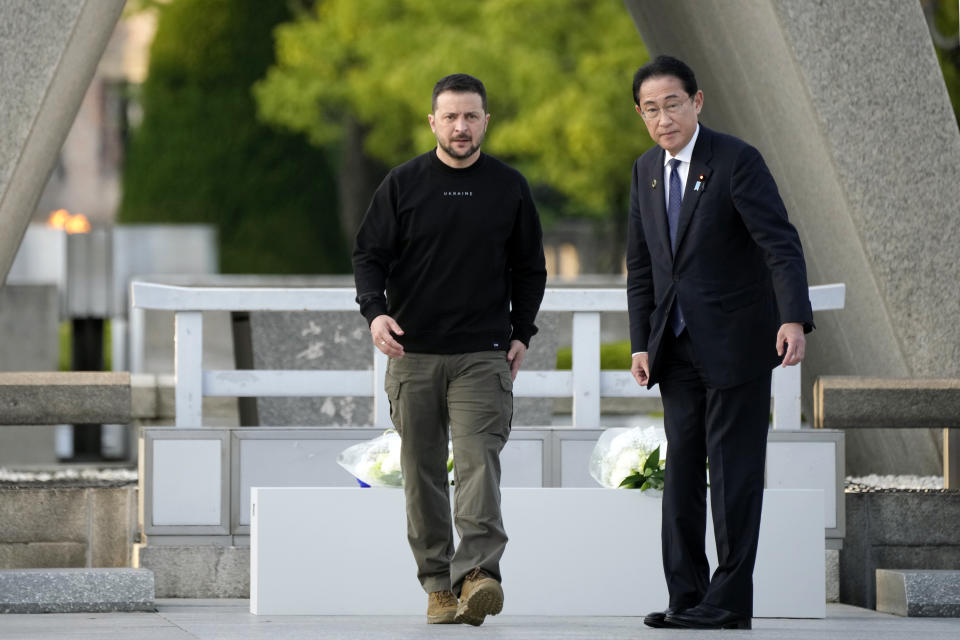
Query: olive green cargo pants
xmin=384 ymin=351 xmax=513 ymax=595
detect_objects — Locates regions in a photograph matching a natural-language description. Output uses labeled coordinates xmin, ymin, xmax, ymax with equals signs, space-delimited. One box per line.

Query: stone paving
xmin=0 ymin=601 xmax=959 ymax=640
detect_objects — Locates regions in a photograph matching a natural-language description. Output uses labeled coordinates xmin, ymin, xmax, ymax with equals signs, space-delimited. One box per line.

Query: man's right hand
xmin=631 ymin=352 xmax=650 ymax=387
xmin=371 ymin=315 xmax=405 ymax=358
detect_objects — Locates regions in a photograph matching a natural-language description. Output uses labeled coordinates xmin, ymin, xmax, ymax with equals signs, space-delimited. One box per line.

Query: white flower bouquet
xmin=336 ymin=430 xmax=454 ymax=487
xmin=337 ymin=430 xmax=403 ymax=487
xmin=589 ymin=425 xmax=668 ymax=491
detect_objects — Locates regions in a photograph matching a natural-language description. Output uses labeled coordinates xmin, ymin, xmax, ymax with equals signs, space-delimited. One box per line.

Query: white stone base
xmin=250 ymin=487 xmax=824 ymax=617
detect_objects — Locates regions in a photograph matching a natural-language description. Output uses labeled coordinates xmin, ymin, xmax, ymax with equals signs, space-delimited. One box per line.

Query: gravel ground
xmin=845 ymin=474 xmax=950 ymax=492
xmin=0 ymin=467 xmax=952 ymax=492
xmin=0 ymin=466 xmax=137 ymax=488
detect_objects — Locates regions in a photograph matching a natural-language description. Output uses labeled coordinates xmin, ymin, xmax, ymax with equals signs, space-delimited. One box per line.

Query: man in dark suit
xmin=626 ymin=55 xmax=814 ymax=630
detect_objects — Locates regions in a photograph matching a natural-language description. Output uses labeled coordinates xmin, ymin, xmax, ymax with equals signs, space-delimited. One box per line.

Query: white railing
xmin=131 ymin=282 xmax=845 ymax=430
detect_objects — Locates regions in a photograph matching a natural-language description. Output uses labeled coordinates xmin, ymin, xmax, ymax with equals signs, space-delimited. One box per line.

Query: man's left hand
xmin=776 ymin=322 xmax=806 ymax=367
xmin=506 ymin=340 xmax=526 ymax=380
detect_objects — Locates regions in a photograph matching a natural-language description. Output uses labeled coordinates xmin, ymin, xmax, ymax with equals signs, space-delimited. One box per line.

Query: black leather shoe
xmin=665 ymin=603 xmax=751 ymax=630
xmin=643 ymin=607 xmax=686 ymax=629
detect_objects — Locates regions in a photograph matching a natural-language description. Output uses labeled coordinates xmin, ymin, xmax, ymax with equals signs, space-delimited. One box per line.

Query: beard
xmin=438 ymin=134 xmax=483 ymax=160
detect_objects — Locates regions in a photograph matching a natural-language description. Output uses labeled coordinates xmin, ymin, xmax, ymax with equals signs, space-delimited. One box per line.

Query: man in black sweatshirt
xmin=352 ymin=74 xmax=546 ymax=626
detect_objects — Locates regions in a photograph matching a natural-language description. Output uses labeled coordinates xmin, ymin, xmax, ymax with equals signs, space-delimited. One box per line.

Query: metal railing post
xmin=129 ymin=307 xmax=145 ymax=374
xmin=571 ymin=311 xmax=601 ymax=427
xmin=175 ymin=311 xmax=203 ymax=427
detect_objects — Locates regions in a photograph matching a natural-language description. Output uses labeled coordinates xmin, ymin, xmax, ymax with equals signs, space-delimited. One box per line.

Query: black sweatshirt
xmin=352 ymin=150 xmax=547 ymax=354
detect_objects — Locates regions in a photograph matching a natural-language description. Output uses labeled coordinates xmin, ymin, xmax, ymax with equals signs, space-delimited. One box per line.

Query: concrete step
xmin=0 ymin=568 xmax=154 ymax=613
xmin=0 ymin=372 xmax=131 ymax=425
xmin=876 ymin=569 xmax=960 ymax=617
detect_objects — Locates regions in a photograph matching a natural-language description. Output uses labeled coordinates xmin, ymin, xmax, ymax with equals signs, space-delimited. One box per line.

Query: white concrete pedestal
xmin=250 ymin=488 xmax=823 ymax=617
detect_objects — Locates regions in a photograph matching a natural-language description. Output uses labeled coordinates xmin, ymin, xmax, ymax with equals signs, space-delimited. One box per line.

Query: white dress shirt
xmin=664 ymin=124 xmax=700 ymax=212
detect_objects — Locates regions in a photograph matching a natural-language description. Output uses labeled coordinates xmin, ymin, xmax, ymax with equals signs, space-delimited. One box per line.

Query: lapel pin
xmin=651 ymin=179 xmax=657 ymax=189
xmin=694 ymin=174 xmax=705 ymax=191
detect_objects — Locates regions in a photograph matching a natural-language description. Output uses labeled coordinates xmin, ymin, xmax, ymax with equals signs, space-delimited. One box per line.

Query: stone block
xmin=137 ymin=545 xmax=248 ymax=598
xmin=0 ymin=488 xmax=87 ymax=543
xmin=844 ymin=428 xmax=943 ymax=478
xmin=0 ymin=487 xmax=138 ymax=569
xmin=864 ymin=492 xmax=960 ymax=546
xmin=0 ymin=371 xmax=131 ymax=425
xmin=840 ymin=492 xmax=960 ymax=608
xmin=877 ymin=569 xmax=960 ymax=617
xmin=814 ymin=378 xmax=960 ymax=429
xmin=250 ymin=310 xmax=372 ymax=426
xmin=872 ymin=547 xmax=960 ymax=575
xmin=0 ymin=425 xmax=57 ymax=466
xmin=131 ymin=373 xmax=159 ymax=419
xmin=840 ymin=493 xmax=869 ymax=607
xmin=0 ymin=542 xmax=86 ymax=568
xmin=0 ymin=285 xmax=58 ymax=371
xmin=826 ymin=549 xmax=839 ymax=603
xmin=813 ymin=376 xmax=960 ymax=477
xmin=88 ymin=488 xmax=137 ymax=568
xmin=0 ymin=568 xmax=154 ymax=613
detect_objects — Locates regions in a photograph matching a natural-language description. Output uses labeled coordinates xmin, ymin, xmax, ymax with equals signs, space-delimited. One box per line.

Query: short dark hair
xmin=632 ymin=55 xmax=698 ymax=106
xmin=432 ymin=73 xmax=487 ymax=112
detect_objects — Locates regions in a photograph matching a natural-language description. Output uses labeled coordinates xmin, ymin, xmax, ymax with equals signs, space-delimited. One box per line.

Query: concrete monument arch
xmin=0 ymin=0 xmax=125 ymax=282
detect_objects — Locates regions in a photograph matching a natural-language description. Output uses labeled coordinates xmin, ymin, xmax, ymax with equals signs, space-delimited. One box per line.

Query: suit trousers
xmin=384 ymin=351 xmax=513 ymax=595
xmin=657 ymin=330 xmax=771 ymax=617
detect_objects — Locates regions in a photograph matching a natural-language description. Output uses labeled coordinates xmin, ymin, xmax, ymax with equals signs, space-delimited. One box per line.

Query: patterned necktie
xmin=667 ymin=158 xmax=686 ymax=335
xmin=667 ymin=158 xmax=682 ymax=251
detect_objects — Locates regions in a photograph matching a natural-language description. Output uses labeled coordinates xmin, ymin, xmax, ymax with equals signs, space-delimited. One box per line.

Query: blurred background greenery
xmin=119 ymin=0 xmax=654 ymax=275
xmin=118 ymin=0 xmax=959 ymax=278
xmin=118 ymin=0 xmax=347 ymax=273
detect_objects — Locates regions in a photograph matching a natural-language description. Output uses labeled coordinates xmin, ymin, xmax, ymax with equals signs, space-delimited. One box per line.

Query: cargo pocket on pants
xmin=385 ymin=371 xmax=403 ymax=435
xmin=498 ymin=370 xmax=514 ymax=437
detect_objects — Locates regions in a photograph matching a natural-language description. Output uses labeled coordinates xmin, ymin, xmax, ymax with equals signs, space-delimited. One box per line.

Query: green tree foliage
xmin=120 ymin=0 xmax=349 ymax=274
xmin=254 ymin=0 xmax=652 ymax=223
xmin=929 ymin=0 xmax=960 ymax=127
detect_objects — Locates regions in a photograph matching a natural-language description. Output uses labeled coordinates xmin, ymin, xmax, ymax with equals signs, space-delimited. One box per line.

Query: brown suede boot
xmin=426 ymin=590 xmax=459 ymax=624
xmin=455 ymin=568 xmax=503 ymax=626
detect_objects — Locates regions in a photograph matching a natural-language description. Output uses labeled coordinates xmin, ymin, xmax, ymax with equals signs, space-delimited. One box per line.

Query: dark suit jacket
xmin=626 ymin=125 xmax=813 ymax=389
